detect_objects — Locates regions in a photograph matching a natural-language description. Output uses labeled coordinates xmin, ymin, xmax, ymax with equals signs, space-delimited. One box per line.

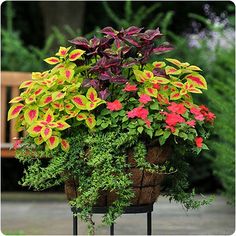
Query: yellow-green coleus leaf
xmin=46 ymin=136 xmax=60 ymax=150
xmin=69 ymin=49 xmax=85 ymax=61
xmin=9 ymin=96 xmax=23 ymax=103
xmin=61 ymin=139 xmax=70 ymax=152
xmin=85 ymin=114 xmax=96 ymax=129
xmin=41 ymin=126 xmax=52 ymax=141
xmin=24 ymin=106 xmax=39 ymax=124
xmin=55 ymin=120 xmax=70 ymax=130
xmin=185 ymin=73 xmax=207 ymax=90
xmin=27 ymin=123 xmax=43 ymax=137
xmin=56 ymin=46 xmax=71 ymax=57
xmin=44 ymin=57 xmax=60 ymax=65
xmin=72 ymin=95 xmax=89 ymax=110
xmin=8 ymin=103 xmax=24 ymax=121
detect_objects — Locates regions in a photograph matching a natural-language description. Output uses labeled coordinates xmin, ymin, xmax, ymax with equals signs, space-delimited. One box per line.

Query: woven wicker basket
xmin=65 ymin=144 xmax=171 ymax=206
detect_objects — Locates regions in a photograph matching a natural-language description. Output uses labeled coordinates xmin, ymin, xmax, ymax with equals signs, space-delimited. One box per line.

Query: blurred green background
xmin=1 ymin=1 xmax=235 ymax=203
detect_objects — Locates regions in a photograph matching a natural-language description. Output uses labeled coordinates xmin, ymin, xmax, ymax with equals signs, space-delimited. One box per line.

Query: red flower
xmin=127 ymin=106 xmax=149 ymax=120
xmin=139 ymin=94 xmax=152 ymax=104
xmin=195 ymin=136 xmax=203 ymax=148
xmin=199 ymin=105 xmax=209 ymax=112
xmin=186 ymin=120 xmax=196 ymax=127
xmin=123 ymin=83 xmax=138 ymax=92
xmin=205 ymin=112 xmax=216 ymax=122
xmin=190 ymin=107 xmax=204 ymax=121
xmin=145 ymin=119 xmax=151 ymax=128
xmin=167 ymin=102 xmax=186 ymax=115
xmin=165 ymin=113 xmax=185 ymax=126
xmin=166 ymin=125 xmax=176 ymax=133
xmin=13 ymin=138 xmax=22 ymax=150
xmin=107 ymin=100 xmax=123 ymax=111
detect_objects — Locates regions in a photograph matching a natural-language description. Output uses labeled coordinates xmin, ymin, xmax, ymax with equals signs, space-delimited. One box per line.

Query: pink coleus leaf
xmin=44 ymin=57 xmax=60 ymax=65
xmin=27 ymin=123 xmax=43 ymax=137
xmin=8 ymin=103 xmax=24 ymax=121
xmin=24 ymin=107 xmax=39 ymax=124
xmin=69 ymin=49 xmax=85 ymax=61
xmin=39 ymin=94 xmax=53 ymax=107
xmin=61 ymin=139 xmax=70 ymax=152
xmin=41 ymin=126 xmax=52 ymax=141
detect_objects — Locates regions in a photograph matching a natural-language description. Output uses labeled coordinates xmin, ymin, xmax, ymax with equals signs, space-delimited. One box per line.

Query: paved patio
xmin=1 ymin=193 xmax=235 ymax=235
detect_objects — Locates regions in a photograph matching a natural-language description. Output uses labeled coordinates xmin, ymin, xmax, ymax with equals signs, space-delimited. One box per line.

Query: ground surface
xmin=1 ymin=193 xmax=235 ymax=235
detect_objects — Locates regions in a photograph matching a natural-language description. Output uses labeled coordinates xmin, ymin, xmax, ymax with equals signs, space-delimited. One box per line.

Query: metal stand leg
xmin=147 ymin=212 xmax=152 ymax=235
xmin=73 ymin=214 xmax=78 ymax=235
xmin=110 ymin=223 xmax=114 ymax=235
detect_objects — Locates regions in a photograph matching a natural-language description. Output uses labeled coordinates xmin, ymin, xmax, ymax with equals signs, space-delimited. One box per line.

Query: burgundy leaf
xmin=101 ymin=27 xmax=118 ymax=37
xmin=99 ymin=72 xmax=111 ymax=81
xmin=153 ymin=44 xmax=174 ymax=53
xmin=99 ymin=88 xmax=110 ymax=100
xmin=109 ymin=76 xmax=127 ymax=83
xmin=90 ymin=37 xmax=100 ymax=48
xmin=69 ymin=36 xmax=90 ymax=49
xmin=89 ymin=79 xmax=100 ymax=89
xmin=124 ymin=36 xmax=140 ymax=47
xmin=125 ymin=26 xmax=143 ymax=35
xmin=82 ymin=78 xmax=92 ymax=87
xmin=122 ymin=58 xmax=138 ymax=68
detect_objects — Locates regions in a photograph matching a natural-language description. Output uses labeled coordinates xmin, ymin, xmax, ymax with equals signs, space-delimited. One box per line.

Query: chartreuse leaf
xmin=19 ymin=80 xmax=34 ymax=89
xmin=144 ymin=87 xmax=158 ymax=97
xmin=69 ymin=49 xmax=85 ymax=61
xmin=85 ymin=114 xmax=96 ymax=129
xmin=55 ymin=120 xmax=70 ymax=130
xmin=165 ymin=66 xmax=181 ymax=75
xmin=171 ymin=81 xmax=184 ymax=88
xmin=76 ymin=112 xmax=88 ymax=121
xmin=72 ymin=95 xmax=89 ymax=110
xmin=165 ymin=58 xmax=182 ymax=67
xmin=187 ymin=65 xmax=202 ymax=71
xmin=8 ymin=103 xmax=24 ymax=121
xmin=152 ymin=77 xmax=170 ymax=84
xmin=86 ymin=87 xmax=100 ymax=103
xmin=170 ymin=91 xmax=181 ymax=100
xmin=27 ymin=123 xmax=43 ymax=137
xmin=34 ymin=136 xmax=44 ymax=145
xmin=61 ymin=139 xmax=70 ymax=152
xmin=24 ymin=106 xmax=39 ymax=124
xmin=46 ymin=136 xmax=60 ymax=150
xmin=133 ymin=69 xmax=147 ymax=83
xmin=137 ymin=127 xmax=143 ymax=134
xmin=185 ymin=73 xmax=207 ymax=89
xmin=44 ymin=109 xmax=54 ymax=123
xmin=60 ymin=68 xmax=74 ymax=81
xmin=153 ymin=61 xmax=166 ymax=68
xmin=52 ymin=91 xmax=66 ymax=101
xmin=56 ymin=46 xmax=71 ymax=57
xmin=41 ymin=126 xmax=52 ymax=141
xmin=9 ymin=96 xmax=23 ymax=103
xmin=44 ymin=57 xmax=60 ymax=65
xmin=39 ymin=94 xmax=53 ymax=107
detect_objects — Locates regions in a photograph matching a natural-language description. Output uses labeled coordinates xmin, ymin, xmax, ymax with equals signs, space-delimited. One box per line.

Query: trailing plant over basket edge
xmin=8 ymin=26 xmax=216 ymax=234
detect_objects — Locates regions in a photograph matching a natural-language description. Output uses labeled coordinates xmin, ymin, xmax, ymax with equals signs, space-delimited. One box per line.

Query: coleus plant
xmin=8 ymin=26 xmax=216 ymax=233
xmin=8 ymin=26 xmax=215 ymax=153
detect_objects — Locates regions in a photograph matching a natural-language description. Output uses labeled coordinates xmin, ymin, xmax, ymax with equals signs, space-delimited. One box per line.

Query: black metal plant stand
xmin=71 ymin=204 xmax=153 ymax=235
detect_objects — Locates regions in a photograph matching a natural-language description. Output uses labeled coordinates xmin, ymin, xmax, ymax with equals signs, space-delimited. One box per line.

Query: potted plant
xmin=8 ymin=26 xmax=215 ymax=234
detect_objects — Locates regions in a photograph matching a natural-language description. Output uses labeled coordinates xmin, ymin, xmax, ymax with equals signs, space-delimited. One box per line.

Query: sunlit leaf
xmin=69 ymin=49 xmax=85 ymax=61
xmin=24 ymin=106 xmax=38 ymax=124
xmin=85 ymin=114 xmax=96 ymax=129
xmin=72 ymin=95 xmax=89 ymax=109
xmin=44 ymin=57 xmax=60 ymax=65
xmin=61 ymin=139 xmax=70 ymax=152
xmin=185 ymin=73 xmax=207 ymax=89
xmin=46 ymin=136 xmax=60 ymax=150
xmin=165 ymin=58 xmax=182 ymax=67
xmin=41 ymin=126 xmax=52 ymax=141
xmin=8 ymin=103 xmax=24 ymax=121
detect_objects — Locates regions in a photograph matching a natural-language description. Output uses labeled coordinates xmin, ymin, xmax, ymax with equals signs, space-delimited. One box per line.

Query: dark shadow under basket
xmin=65 ymin=144 xmax=171 ymax=206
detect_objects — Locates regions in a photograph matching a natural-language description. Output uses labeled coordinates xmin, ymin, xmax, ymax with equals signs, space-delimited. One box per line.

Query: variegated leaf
xmin=24 ymin=107 xmax=38 ymax=124
xmin=85 ymin=114 xmax=96 ymax=129
xmin=8 ymin=103 xmax=24 ymax=121
xmin=44 ymin=57 xmax=60 ymax=65
xmin=46 ymin=136 xmax=60 ymax=150
xmin=185 ymin=73 xmax=207 ymax=89
xmin=41 ymin=126 xmax=52 ymax=141
xmin=69 ymin=49 xmax=85 ymax=61
xmin=61 ymin=139 xmax=70 ymax=152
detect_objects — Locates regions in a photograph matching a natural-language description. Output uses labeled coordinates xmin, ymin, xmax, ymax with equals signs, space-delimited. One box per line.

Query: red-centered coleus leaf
xmin=24 ymin=106 xmax=39 ymax=124
xmin=85 ymin=114 xmax=96 ymax=129
xmin=65 ymin=103 xmax=74 ymax=112
xmin=188 ymin=87 xmax=202 ymax=93
xmin=125 ymin=26 xmax=143 ymax=35
xmin=52 ymin=101 xmax=64 ymax=110
xmin=69 ymin=49 xmax=85 ymax=61
xmin=170 ymin=91 xmax=181 ymax=100
xmin=44 ymin=57 xmax=60 ymax=65
xmin=55 ymin=120 xmax=70 ymax=130
xmin=56 ymin=46 xmax=71 ymax=57
xmin=60 ymin=68 xmax=74 ymax=81
xmin=133 ymin=70 xmax=149 ymax=83
xmin=52 ymin=91 xmax=66 ymax=101
xmin=171 ymin=81 xmax=184 ymax=88
xmin=165 ymin=58 xmax=182 ymax=67
xmin=61 ymin=139 xmax=70 ymax=152
xmin=187 ymin=65 xmax=202 ymax=71
xmin=45 ymin=76 xmax=57 ymax=88
xmin=185 ymin=73 xmax=207 ymax=89
xmin=157 ymin=93 xmax=169 ymax=105
xmin=27 ymin=123 xmax=43 ymax=137
xmin=152 ymin=76 xmax=170 ymax=84
xmin=86 ymin=102 xmax=97 ymax=111
xmin=46 ymin=136 xmax=60 ymax=150
xmin=165 ymin=66 xmax=181 ymax=75
xmin=76 ymin=112 xmax=88 ymax=121
xmin=8 ymin=103 xmax=24 ymax=121
xmin=25 ymin=95 xmax=36 ymax=104
xmin=41 ymin=126 xmax=52 ymax=141
xmin=15 ymin=114 xmax=24 ymax=132
xmin=72 ymin=95 xmax=89 ymax=110
xmin=34 ymin=87 xmax=45 ymax=96
xmin=144 ymin=87 xmax=158 ymax=97
xmin=34 ymin=136 xmax=44 ymax=145
xmin=19 ymin=80 xmax=34 ymax=89
xmin=44 ymin=109 xmax=54 ymax=124
xmin=32 ymin=72 xmax=43 ymax=80
xmin=86 ymin=87 xmax=100 ymax=103
xmin=153 ymin=61 xmax=166 ymax=68
xmin=39 ymin=94 xmax=53 ymax=107
xmin=9 ymin=96 xmax=23 ymax=103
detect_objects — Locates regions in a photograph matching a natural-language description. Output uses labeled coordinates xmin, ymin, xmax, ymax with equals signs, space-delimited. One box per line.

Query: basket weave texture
xmin=65 ymin=144 xmax=171 ymax=206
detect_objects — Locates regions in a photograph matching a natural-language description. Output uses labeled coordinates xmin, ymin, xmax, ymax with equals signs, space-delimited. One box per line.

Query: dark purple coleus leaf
xmin=109 ymin=76 xmax=127 ymax=83
xmin=153 ymin=44 xmax=174 ymax=53
xmin=123 ymin=36 xmax=140 ymax=47
xmin=99 ymin=88 xmax=110 ymax=100
xmin=101 ymin=27 xmax=118 ymax=37
xmin=99 ymin=72 xmax=111 ymax=81
xmin=122 ymin=58 xmax=138 ymax=68
xmin=69 ymin=37 xmax=90 ymax=49
xmin=125 ymin=26 xmax=143 ymax=35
